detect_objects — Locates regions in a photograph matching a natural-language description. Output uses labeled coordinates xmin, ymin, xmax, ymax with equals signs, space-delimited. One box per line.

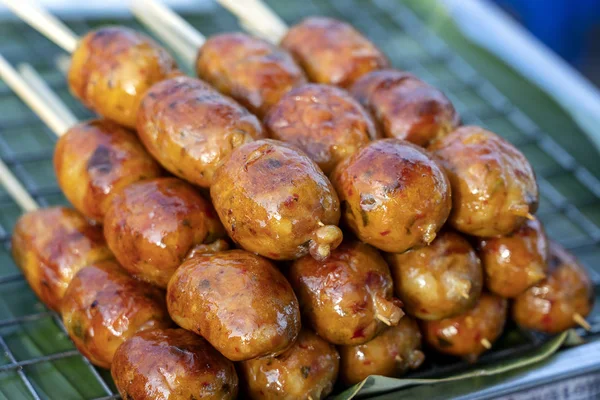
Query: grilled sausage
xmin=351 ymin=69 xmax=459 ymax=147
xmin=331 ymin=138 xmax=451 ymax=253
xmin=387 ymin=231 xmax=483 ymax=320
xmin=239 ymin=329 xmax=339 ymax=400
xmin=61 ymin=260 xmax=171 ymax=369
xmin=54 ymin=119 xmax=163 ymax=223
xmin=339 ymin=316 xmax=424 ymax=385
xmin=265 ymin=83 xmax=378 ymax=174
xmin=137 ymin=76 xmax=265 ymax=188
xmin=422 ymin=293 xmax=508 ymax=362
xmin=512 ymin=242 xmax=594 ymax=334
xmin=196 ymin=32 xmax=307 ymax=118
xmin=477 ymin=217 xmax=548 ymax=298
xmin=281 ymin=17 xmax=389 ymax=87
xmin=111 ymin=328 xmax=238 ymax=400
xmin=68 ymin=27 xmax=178 ymax=129
xmin=430 ymin=126 xmax=538 ymax=237
xmin=11 ymin=207 xmax=113 ymax=311
xmin=167 ymin=250 xmax=301 ymax=361
xmin=103 ymin=177 xmax=227 ymax=288
xmin=211 ymin=139 xmax=343 ymax=261
xmin=289 ymin=240 xmax=404 ymax=345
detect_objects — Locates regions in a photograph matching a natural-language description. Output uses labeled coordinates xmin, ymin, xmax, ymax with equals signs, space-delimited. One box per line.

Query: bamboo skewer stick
xmin=1 ymin=0 xmax=79 ymax=53
xmin=216 ymin=0 xmax=287 ymax=44
xmin=573 ymin=313 xmax=591 ymax=331
xmin=0 ymin=158 xmax=38 ymax=212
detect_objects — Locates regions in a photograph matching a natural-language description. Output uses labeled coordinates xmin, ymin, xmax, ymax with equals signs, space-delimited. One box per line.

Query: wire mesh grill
xmin=0 ymin=0 xmax=599 ymax=398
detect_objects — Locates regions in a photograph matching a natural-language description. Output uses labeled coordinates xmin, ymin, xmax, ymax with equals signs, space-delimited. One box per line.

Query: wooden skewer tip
xmin=573 ymin=313 xmax=591 ymax=331
xmin=480 ymin=338 xmax=492 ymax=350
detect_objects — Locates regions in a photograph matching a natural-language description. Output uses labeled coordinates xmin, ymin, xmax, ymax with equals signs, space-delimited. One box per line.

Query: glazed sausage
xmin=54 ymin=119 xmax=163 ymax=223
xmin=331 ymin=138 xmax=451 ymax=253
xmin=196 ymin=32 xmax=307 ymax=118
xmin=211 ymin=139 xmax=343 ymax=261
xmin=430 ymin=126 xmax=538 ymax=237
xmin=265 ymin=83 xmax=378 ymax=174
xmin=351 ymin=69 xmax=459 ymax=147
xmin=61 ymin=260 xmax=171 ymax=369
xmin=11 ymin=207 xmax=113 ymax=311
xmin=167 ymin=250 xmax=301 ymax=361
xmin=289 ymin=240 xmax=403 ymax=345
xmin=422 ymin=293 xmax=508 ymax=362
xmin=137 ymin=76 xmax=265 ymax=188
xmin=512 ymin=243 xmax=594 ymax=334
xmin=339 ymin=316 xmax=424 ymax=386
xmin=387 ymin=231 xmax=483 ymax=320
xmin=239 ymin=329 xmax=339 ymax=400
xmin=112 ymin=328 xmax=238 ymax=400
xmin=281 ymin=17 xmax=389 ymax=87
xmin=68 ymin=27 xmax=178 ymax=129
xmin=477 ymin=217 xmax=548 ymax=298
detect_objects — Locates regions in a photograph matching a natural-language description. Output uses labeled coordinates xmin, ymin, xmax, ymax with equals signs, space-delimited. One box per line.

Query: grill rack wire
xmin=0 ymin=0 xmax=600 ymax=398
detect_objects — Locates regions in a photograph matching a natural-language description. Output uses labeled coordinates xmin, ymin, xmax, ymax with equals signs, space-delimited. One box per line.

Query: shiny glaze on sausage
xmin=137 ymin=76 xmax=265 ymax=187
xmin=196 ymin=32 xmax=307 ymax=118
xmin=11 ymin=207 xmax=113 ymax=311
xmin=331 ymin=138 xmax=451 ymax=253
xmin=167 ymin=250 xmax=301 ymax=361
xmin=265 ymin=83 xmax=378 ymax=174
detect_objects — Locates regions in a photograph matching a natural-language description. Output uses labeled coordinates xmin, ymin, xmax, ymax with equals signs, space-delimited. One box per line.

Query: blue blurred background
xmin=493 ymin=0 xmax=600 ymax=87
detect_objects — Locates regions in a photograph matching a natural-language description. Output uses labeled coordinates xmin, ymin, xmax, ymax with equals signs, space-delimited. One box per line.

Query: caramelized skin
xmin=289 ymin=240 xmax=404 ymax=345
xmin=422 ymin=293 xmax=508 ymax=362
xmin=167 ymin=250 xmax=301 ymax=361
xmin=11 ymin=207 xmax=113 ymax=311
xmin=196 ymin=32 xmax=307 ymax=118
xmin=54 ymin=119 xmax=163 ymax=223
xmin=61 ymin=260 xmax=171 ymax=369
xmin=68 ymin=27 xmax=178 ymax=129
xmin=211 ymin=139 xmax=342 ymax=261
xmin=265 ymin=84 xmax=378 ymax=174
xmin=387 ymin=231 xmax=483 ymax=320
xmin=477 ymin=218 xmax=548 ymax=298
xmin=112 ymin=329 xmax=238 ymax=400
xmin=137 ymin=76 xmax=265 ymax=187
xmin=351 ymin=70 xmax=459 ymax=147
xmin=280 ymin=17 xmax=389 ymax=87
xmin=331 ymin=139 xmax=451 ymax=253
xmin=512 ymin=243 xmax=594 ymax=334
xmin=430 ymin=126 xmax=539 ymax=237
xmin=103 ymin=178 xmax=226 ymax=288
xmin=339 ymin=316 xmax=424 ymax=385
xmin=239 ymin=329 xmax=339 ymax=400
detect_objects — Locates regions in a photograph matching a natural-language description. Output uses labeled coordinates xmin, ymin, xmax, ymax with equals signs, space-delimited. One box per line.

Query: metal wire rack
xmin=0 ymin=0 xmax=599 ymax=399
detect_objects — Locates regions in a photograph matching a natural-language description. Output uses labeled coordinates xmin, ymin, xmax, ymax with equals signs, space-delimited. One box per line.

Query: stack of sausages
xmin=9 ymin=15 xmax=594 ymax=400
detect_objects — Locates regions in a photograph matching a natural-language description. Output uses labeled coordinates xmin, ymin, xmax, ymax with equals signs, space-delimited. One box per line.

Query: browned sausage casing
xmin=137 ymin=76 xmax=265 ymax=187
xmin=387 ymin=231 xmax=483 ymax=320
xmin=11 ymin=207 xmax=113 ymax=311
xmin=331 ymin=139 xmax=451 ymax=253
xmin=111 ymin=328 xmax=238 ymax=400
xmin=430 ymin=126 xmax=539 ymax=237
xmin=512 ymin=243 xmax=594 ymax=334
xmin=422 ymin=293 xmax=508 ymax=362
xmin=289 ymin=240 xmax=404 ymax=345
xmin=477 ymin=218 xmax=548 ymax=298
xmin=167 ymin=250 xmax=301 ymax=361
xmin=239 ymin=329 xmax=339 ymax=400
xmin=68 ymin=27 xmax=178 ymax=129
xmin=339 ymin=316 xmax=424 ymax=386
xmin=61 ymin=260 xmax=171 ymax=369
xmin=351 ymin=70 xmax=459 ymax=147
xmin=211 ymin=139 xmax=343 ymax=260
xmin=281 ymin=17 xmax=389 ymax=88
xmin=103 ymin=177 xmax=226 ymax=288
xmin=196 ymin=32 xmax=307 ymax=118
xmin=54 ymin=119 xmax=163 ymax=223
xmin=265 ymin=83 xmax=378 ymax=174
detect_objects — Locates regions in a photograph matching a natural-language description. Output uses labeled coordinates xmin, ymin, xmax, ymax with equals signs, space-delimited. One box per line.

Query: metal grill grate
xmin=0 ymin=0 xmax=599 ymax=398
